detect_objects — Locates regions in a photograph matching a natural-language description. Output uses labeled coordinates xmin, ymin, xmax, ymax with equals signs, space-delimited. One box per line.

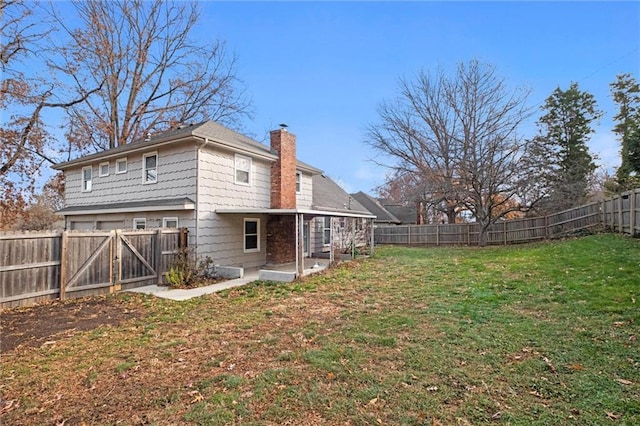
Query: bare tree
xmin=49 ymin=0 xmax=250 ymax=151
xmin=366 ymin=60 xmax=546 ymax=245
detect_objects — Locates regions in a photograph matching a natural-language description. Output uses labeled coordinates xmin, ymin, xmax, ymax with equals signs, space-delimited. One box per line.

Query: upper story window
xmin=143 ymin=152 xmax=157 ymax=184
xmin=116 ymin=158 xmax=127 ymax=174
xmin=235 ymin=154 xmax=251 ymax=185
xmin=82 ymin=166 xmax=92 ymax=192
xmin=99 ymin=162 xmax=110 ymax=177
xmin=296 ymin=171 xmax=302 ymax=193
xmin=244 ymin=218 xmax=260 ymax=252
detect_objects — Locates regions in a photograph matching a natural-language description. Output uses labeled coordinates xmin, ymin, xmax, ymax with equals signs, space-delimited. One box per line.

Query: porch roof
xmin=215 ymin=208 xmax=375 ymax=219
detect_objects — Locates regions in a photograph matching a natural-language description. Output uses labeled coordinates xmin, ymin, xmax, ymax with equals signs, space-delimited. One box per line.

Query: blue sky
xmin=194 ymin=1 xmax=639 ymax=194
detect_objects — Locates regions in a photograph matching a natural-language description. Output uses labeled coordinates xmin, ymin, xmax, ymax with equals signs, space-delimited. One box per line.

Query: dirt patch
xmin=0 ymin=296 xmax=141 ymax=353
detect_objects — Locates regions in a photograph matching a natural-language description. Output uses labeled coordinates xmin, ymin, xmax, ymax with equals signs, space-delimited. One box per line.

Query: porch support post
xmin=297 ymin=213 xmax=304 ymax=276
xmin=370 ymin=218 xmax=375 ymax=255
xmin=329 ymin=217 xmax=334 ymax=264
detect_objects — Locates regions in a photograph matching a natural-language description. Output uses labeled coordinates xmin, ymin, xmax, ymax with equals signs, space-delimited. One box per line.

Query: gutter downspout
xmin=195 ymin=138 xmax=210 ymax=252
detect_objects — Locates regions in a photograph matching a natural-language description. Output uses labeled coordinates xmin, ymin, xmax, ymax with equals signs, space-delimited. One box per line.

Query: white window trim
xmin=82 ymin=166 xmax=93 ymax=192
xmin=99 ymin=161 xmax=110 ymax=177
xmin=133 ymin=218 xmax=146 ymax=229
xmin=296 ymin=171 xmax=302 ymax=193
xmin=142 ymin=152 xmax=158 ymax=184
xmin=116 ymin=158 xmax=127 ymax=174
xmin=243 ymin=218 xmax=260 ymax=253
xmin=162 ymin=217 xmax=178 ymax=228
xmin=234 ymin=154 xmax=252 ymax=186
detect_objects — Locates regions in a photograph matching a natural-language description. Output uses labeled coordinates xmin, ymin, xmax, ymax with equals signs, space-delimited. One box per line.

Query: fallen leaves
xmin=0 ymin=399 xmax=19 ymax=415
xmin=606 ymin=411 xmax=621 ymax=420
xmin=542 ymin=356 xmax=557 ymax=374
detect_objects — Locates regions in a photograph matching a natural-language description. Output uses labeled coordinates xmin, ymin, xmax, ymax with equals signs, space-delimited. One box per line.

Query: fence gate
xmin=60 ymin=230 xmax=161 ymax=299
xmin=61 ymin=231 xmax=115 ymax=299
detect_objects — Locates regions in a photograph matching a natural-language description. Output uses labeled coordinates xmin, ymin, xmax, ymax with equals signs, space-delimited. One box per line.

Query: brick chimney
xmin=270 ymin=128 xmax=297 ymax=209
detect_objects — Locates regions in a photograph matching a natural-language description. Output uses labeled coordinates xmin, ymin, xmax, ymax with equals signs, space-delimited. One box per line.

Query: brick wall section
xmin=267 ymin=128 xmax=298 ymax=264
xmin=269 ymin=129 xmax=297 ymax=209
xmin=266 ymin=215 xmax=296 ymax=264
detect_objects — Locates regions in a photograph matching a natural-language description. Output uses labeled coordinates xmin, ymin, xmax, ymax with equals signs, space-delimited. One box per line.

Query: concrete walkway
xmin=126 ymin=260 xmax=329 ymax=301
xmin=127 ymin=270 xmax=260 ymax=301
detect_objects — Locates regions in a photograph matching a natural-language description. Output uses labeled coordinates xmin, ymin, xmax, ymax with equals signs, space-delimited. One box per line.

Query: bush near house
xmin=1 ymin=234 xmax=638 ymax=425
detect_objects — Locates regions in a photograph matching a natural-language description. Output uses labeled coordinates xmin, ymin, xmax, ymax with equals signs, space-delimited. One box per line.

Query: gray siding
xmin=64 ymin=143 xmax=197 ymax=207
xmin=66 ymin=211 xmax=196 ymax=246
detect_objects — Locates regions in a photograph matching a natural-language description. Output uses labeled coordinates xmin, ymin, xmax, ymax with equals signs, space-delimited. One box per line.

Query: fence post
xmin=467 ymin=223 xmax=470 ymax=245
xmin=503 ymin=222 xmax=507 ymax=245
xmin=179 ymin=227 xmax=189 ymax=249
xmin=155 ymin=228 xmax=163 ymax=285
xmin=408 ymin=225 xmax=411 ymax=245
xmin=618 ymin=195 xmax=624 ymax=233
xmin=629 ymin=190 xmax=636 ymax=236
xmin=544 ymin=216 xmax=549 ymax=239
xmin=436 ymin=224 xmax=440 ymax=246
xmin=59 ymin=231 xmax=68 ymax=300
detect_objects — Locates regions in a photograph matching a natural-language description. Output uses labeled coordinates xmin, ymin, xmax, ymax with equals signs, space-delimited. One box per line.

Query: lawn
xmin=1 ymin=234 xmax=639 ymax=425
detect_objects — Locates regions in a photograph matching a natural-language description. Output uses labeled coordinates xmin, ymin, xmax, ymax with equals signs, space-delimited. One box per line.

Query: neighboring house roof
xmin=384 ymin=204 xmax=417 ymax=224
xmin=312 ymin=175 xmax=370 ymax=215
xmin=53 ymin=120 xmax=322 ymax=174
xmin=58 ymin=198 xmax=196 ymax=215
xmin=350 ymin=191 xmax=401 ymax=224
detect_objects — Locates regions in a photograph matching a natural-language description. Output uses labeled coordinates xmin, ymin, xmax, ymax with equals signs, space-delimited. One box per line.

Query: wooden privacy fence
xmin=375 ymin=188 xmax=640 ymax=246
xmin=602 ymin=188 xmax=640 ymax=236
xmin=1 ymin=228 xmax=187 ymax=309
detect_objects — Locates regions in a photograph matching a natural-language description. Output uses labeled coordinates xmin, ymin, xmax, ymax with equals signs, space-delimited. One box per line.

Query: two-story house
xmin=53 ymin=121 xmax=374 ymax=276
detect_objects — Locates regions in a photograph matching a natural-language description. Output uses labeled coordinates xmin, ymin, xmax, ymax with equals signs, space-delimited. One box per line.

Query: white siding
xmin=195 ymin=146 xmax=272 ymax=267
xmin=196 ymin=212 xmax=267 ymax=268
xmin=296 ymin=171 xmax=313 ymax=209
xmin=64 ymin=143 xmax=197 ymax=207
xmin=197 ymin=146 xmax=271 ymax=210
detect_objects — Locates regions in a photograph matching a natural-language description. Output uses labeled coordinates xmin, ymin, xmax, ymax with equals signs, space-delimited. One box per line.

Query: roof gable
xmin=350 ymin=191 xmax=400 ymax=223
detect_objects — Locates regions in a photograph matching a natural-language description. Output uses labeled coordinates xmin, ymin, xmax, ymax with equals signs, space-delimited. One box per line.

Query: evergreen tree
xmin=536 ymin=83 xmax=602 ymax=211
xmin=611 ymin=73 xmax=640 ymax=190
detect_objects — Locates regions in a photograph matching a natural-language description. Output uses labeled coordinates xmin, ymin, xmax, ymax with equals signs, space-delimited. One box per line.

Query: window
xmin=133 ymin=218 xmax=146 ymax=229
xmin=99 ymin=162 xmax=110 ymax=177
xmin=296 ymin=171 xmax=302 ymax=193
xmin=116 ymin=158 xmax=127 ymax=174
xmin=323 ymin=217 xmax=332 ymax=245
xmin=143 ymin=152 xmax=157 ymax=183
xmin=163 ymin=217 xmax=178 ymax=228
xmin=244 ymin=218 xmax=260 ymax=252
xmin=235 ymin=154 xmax=251 ymax=185
xmin=82 ymin=166 xmax=92 ymax=192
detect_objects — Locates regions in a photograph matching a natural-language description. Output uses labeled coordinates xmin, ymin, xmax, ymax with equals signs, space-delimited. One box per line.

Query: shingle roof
xmin=312 ymin=175 xmax=370 ymax=215
xmin=350 ymin=191 xmax=401 ymax=224
xmin=384 ymin=204 xmax=417 ymax=224
xmin=53 ymin=120 xmax=321 ymax=174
